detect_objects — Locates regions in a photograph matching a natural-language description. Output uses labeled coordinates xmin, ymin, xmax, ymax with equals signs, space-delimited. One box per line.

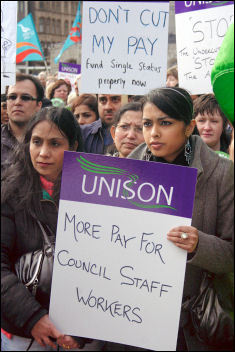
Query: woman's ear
xmin=110 ymin=126 xmax=116 ymax=141
xmin=186 ymin=119 xmax=196 ymax=137
xmin=70 ymin=141 xmax=79 ymax=151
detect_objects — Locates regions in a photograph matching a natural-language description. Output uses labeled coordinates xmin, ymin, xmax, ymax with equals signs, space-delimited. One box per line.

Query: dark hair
xmin=49 ymin=79 xmax=71 ymax=100
xmin=1 ymin=94 xmax=7 ymax=102
xmin=113 ymin=102 xmax=142 ymax=126
xmin=72 ymin=94 xmax=99 ymax=120
xmin=10 ymin=73 xmax=44 ymax=102
xmin=41 ymin=97 xmax=52 ymax=108
xmin=1 ymin=107 xmax=84 ymax=213
xmin=193 ymin=94 xmax=231 ymax=152
xmin=143 ymin=87 xmax=193 ymax=125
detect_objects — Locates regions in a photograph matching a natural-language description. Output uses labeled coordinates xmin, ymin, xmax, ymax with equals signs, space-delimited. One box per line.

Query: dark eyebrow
xmin=143 ymin=116 xmax=171 ymax=121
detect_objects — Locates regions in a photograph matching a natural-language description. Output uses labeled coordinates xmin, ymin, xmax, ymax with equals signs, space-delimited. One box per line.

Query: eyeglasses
xmin=6 ymin=94 xmax=38 ymax=102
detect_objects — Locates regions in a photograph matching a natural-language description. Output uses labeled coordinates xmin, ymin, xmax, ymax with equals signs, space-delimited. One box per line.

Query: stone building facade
xmin=17 ymin=1 xmax=80 ymax=73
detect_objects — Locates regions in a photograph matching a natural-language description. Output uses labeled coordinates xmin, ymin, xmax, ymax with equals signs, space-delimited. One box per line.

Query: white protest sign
xmin=49 ymin=153 xmax=197 ymax=351
xmin=1 ymin=1 xmax=17 ymax=93
xmin=175 ymin=1 xmax=234 ymax=95
xmin=80 ymin=1 xmax=169 ymax=95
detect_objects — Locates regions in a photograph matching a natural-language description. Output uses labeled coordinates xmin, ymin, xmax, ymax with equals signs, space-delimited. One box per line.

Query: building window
xmin=39 ymin=18 xmax=45 ymax=33
xmin=72 ymin=2 xmax=77 ymax=13
xmin=56 ymin=2 xmax=61 ymax=12
xmin=56 ymin=20 xmax=61 ymax=35
xmin=52 ymin=2 xmax=55 ymax=10
xmin=39 ymin=2 xmax=44 ymax=10
xmin=46 ymin=18 xmax=51 ymax=34
xmin=19 ymin=1 xmax=25 ymax=13
xmin=52 ymin=19 xmax=56 ymax=34
xmin=64 ymin=20 xmax=69 ymax=35
xmin=64 ymin=2 xmax=69 ymax=14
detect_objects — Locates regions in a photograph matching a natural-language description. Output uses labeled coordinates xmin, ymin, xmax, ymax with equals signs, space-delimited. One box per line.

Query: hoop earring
xmin=184 ymin=138 xmax=192 ymax=165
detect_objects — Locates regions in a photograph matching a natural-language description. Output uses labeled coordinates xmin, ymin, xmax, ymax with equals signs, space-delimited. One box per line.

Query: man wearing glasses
xmin=1 ymin=73 xmax=43 ymax=171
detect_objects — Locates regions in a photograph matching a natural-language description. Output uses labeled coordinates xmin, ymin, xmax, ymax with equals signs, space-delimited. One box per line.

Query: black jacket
xmin=1 ymin=124 xmax=18 ymax=172
xmin=1 ymin=196 xmax=58 ymax=337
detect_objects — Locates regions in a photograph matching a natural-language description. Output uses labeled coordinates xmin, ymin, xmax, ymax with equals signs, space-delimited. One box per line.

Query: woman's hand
xmin=31 ymin=314 xmax=62 ymax=349
xmin=57 ymin=335 xmax=80 ymax=350
xmin=167 ymin=226 xmax=199 ymax=253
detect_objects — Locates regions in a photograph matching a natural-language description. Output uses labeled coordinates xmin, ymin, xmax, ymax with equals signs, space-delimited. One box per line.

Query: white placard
xmin=80 ymin=1 xmax=169 ymax=95
xmin=50 ymin=201 xmax=189 ymax=351
xmin=175 ymin=3 xmax=234 ymax=94
xmin=1 ymin=1 xmax=17 ymax=93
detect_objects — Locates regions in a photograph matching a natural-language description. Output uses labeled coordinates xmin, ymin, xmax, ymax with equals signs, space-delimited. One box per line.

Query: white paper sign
xmin=81 ymin=1 xmax=169 ymax=95
xmin=1 ymin=1 xmax=17 ymax=93
xmin=175 ymin=2 xmax=234 ymax=94
xmin=50 ymin=202 xmax=189 ymax=351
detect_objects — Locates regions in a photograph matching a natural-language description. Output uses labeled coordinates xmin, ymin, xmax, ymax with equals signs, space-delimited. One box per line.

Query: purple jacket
xmin=80 ymin=119 xmax=113 ymax=154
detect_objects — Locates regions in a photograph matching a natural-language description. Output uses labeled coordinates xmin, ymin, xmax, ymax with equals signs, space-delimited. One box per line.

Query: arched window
xmin=52 ymin=19 xmax=56 ymax=34
xmin=64 ymin=20 xmax=69 ymax=35
xmin=39 ymin=18 xmax=45 ymax=33
xmin=56 ymin=20 xmax=61 ymax=35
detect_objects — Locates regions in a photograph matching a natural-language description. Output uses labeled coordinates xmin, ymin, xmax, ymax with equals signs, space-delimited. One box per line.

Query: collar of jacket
xmin=190 ymin=135 xmax=223 ymax=182
xmin=81 ymin=118 xmax=102 ymax=135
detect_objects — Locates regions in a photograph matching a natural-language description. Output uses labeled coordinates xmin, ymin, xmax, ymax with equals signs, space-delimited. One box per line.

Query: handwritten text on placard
xmin=81 ymin=2 xmax=169 ymax=95
xmin=175 ymin=1 xmax=234 ymax=94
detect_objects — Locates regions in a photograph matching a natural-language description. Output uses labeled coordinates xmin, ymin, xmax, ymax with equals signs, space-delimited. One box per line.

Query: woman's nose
xmin=39 ymin=144 xmax=50 ymax=156
xmin=151 ymin=124 xmax=160 ymax=137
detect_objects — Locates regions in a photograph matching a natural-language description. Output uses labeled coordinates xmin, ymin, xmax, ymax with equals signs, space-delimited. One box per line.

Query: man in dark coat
xmin=1 ymin=73 xmax=43 ymax=171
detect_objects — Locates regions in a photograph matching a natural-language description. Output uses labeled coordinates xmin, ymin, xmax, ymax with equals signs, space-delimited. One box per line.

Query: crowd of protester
xmin=1 ymin=62 xmax=234 ymax=352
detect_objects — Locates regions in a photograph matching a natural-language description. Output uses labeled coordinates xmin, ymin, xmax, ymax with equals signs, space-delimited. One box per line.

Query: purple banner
xmin=175 ymin=1 xmax=234 ymax=14
xmin=59 ymin=62 xmax=81 ymax=74
xmin=60 ymin=152 xmax=197 ymax=219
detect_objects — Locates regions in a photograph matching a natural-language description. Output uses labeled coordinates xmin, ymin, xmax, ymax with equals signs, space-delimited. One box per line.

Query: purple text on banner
xmin=175 ymin=1 xmax=234 ymax=14
xmin=60 ymin=152 xmax=198 ymax=219
xmin=59 ymin=62 xmax=81 ymax=74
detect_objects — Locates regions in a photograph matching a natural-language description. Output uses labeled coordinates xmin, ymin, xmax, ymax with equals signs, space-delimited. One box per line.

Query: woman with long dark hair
xmin=1 ymin=107 xmax=103 ymax=351
xmin=128 ymin=87 xmax=234 ymax=351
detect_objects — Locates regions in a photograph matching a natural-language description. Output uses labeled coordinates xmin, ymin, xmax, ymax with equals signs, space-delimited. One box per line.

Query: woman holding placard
xmin=128 ymin=87 xmax=234 ymax=351
xmin=1 ymin=107 xmax=104 ymax=351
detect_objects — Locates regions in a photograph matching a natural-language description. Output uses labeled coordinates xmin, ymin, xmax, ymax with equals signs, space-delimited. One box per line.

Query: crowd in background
xmin=1 ymin=62 xmax=234 ymax=352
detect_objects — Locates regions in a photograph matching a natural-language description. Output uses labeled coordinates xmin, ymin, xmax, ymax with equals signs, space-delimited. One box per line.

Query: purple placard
xmin=60 ymin=152 xmax=197 ymax=219
xmin=175 ymin=1 xmax=234 ymax=14
xmin=59 ymin=62 xmax=81 ymax=74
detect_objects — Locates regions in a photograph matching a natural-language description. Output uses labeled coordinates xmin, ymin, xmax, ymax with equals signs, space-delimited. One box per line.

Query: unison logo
xmin=76 ymin=156 xmax=176 ymax=211
xmin=184 ymin=1 xmax=231 ymax=7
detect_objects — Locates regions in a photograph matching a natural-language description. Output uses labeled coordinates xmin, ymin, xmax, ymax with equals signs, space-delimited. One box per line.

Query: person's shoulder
xmin=192 ymin=135 xmax=233 ymax=177
xmin=127 ymin=143 xmax=148 ymax=160
xmin=1 ymin=123 xmax=9 ymax=137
